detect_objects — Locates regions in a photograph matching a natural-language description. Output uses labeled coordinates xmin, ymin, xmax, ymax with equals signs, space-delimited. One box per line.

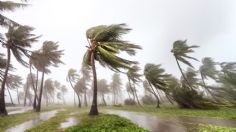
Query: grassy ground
xmin=65 ymin=113 xmax=148 ymax=132
xmin=26 ymin=107 xmax=79 ymax=132
xmin=105 ymin=105 xmax=236 ymax=119
xmin=0 ymin=105 xmax=62 ymax=131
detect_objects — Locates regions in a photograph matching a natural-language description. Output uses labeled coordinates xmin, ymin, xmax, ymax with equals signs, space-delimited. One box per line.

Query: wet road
xmin=105 ymin=110 xmax=236 ymax=132
xmin=6 ymin=110 xmax=58 ymax=132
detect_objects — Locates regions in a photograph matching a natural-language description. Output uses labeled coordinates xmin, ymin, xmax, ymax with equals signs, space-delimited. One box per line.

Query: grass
xmin=0 ymin=111 xmax=38 ymax=131
xmin=65 ymin=113 xmax=148 ymax=132
xmin=199 ymin=124 xmax=236 ymax=132
xmin=105 ymin=105 xmax=236 ymax=119
xmin=26 ymin=107 xmax=77 ymax=132
xmin=0 ymin=105 xmax=65 ymax=131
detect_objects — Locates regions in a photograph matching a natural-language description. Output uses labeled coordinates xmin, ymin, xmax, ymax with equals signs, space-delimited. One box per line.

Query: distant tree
xmin=61 ymin=85 xmax=67 ymax=105
xmin=74 ymin=78 xmax=86 ymax=108
xmin=80 ymin=65 xmax=91 ymax=106
xmin=0 ymin=26 xmax=38 ymax=116
xmin=110 ymin=73 xmax=122 ymax=105
xmin=171 ymin=40 xmax=199 ymax=90
xmin=6 ymin=74 xmax=22 ymax=104
xmin=97 ymin=79 xmax=110 ymax=105
xmin=144 ymin=63 xmax=172 ymax=108
xmin=199 ymin=57 xmax=218 ymax=99
xmin=43 ymin=79 xmax=54 ymax=106
xmin=67 ymin=68 xmax=79 ymax=106
xmin=83 ymin=24 xmax=141 ymax=115
xmin=127 ymin=65 xmax=142 ymax=105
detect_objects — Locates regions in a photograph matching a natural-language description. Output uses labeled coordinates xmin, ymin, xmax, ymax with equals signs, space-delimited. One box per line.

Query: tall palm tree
xmin=67 ymin=68 xmax=79 ymax=107
xmin=80 ymin=65 xmax=91 ymax=106
xmin=144 ymin=63 xmax=171 ymax=108
xmin=0 ymin=25 xmax=38 ymax=116
xmin=110 ymin=73 xmax=122 ymax=105
xmin=199 ymin=57 xmax=218 ymax=99
xmin=171 ymin=40 xmax=199 ymax=90
xmin=127 ymin=65 xmax=142 ymax=105
xmin=83 ymin=24 xmax=141 ymax=115
xmin=35 ymin=41 xmax=63 ymax=112
xmin=97 ymin=79 xmax=110 ymax=105
xmin=6 ymin=74 xmax=22 ymax=104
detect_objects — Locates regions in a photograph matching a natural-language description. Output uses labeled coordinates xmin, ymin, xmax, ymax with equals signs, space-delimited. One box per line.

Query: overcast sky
xmin=2 ymin=0 xmax=236 ymax=103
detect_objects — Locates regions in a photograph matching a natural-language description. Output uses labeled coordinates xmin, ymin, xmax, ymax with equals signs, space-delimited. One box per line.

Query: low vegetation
xmin=65 ymin=113 xmax=148 ymax=132
xmin=106 ymin=105 xmax=236 ymax=119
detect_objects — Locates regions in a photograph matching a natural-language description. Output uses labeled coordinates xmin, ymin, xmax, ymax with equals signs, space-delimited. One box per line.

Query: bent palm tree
xmin=67 ymin=68 xmax=80 ymax=107
xmin=199 ymin=57 xmax=218 ymax=99
xmin=127 ymin=65 xmax=142 ymax=105
xmin=171 ymin=40 xmax=199 ymax=90
xmin=0 ymin=25 xmax=38 ymax=116
xmin=144 ymin=63 xmax=171 ymax=108
xmin=83 ymin=23 xmax=141 ymax=115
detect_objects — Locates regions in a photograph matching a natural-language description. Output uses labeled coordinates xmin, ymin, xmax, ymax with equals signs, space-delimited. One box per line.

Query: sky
xmin=2 ymin=0 xmax=236 ymax=104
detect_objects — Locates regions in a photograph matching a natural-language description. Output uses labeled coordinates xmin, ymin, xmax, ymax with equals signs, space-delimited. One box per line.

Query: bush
xmin=124 ymin=99 xmax=136 ymax=105
xmin=141 ymin=95 xmax=156 ymax=105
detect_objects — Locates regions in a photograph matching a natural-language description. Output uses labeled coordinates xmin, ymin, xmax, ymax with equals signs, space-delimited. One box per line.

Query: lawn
xmin=65 ymin=113 xmax=148 ymax=132
xmin=105 ymin=105 xmax=236 ymax=119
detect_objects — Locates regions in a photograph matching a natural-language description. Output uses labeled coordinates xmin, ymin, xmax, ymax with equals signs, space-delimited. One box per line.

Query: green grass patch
xmin=105 ymin=105 xmax=236 ymax=119
xmin=0 ymin=111 xmax=38 ymax=131
xmin=65 ymin=113 xmax=148 ymax=132
xmin=26 ymin=107 xmax=77 ymax=132
xmin=199 ymin=124 xmax=236 ymax=132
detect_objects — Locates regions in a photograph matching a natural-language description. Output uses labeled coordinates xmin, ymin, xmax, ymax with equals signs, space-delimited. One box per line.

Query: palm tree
xmin=35 ymin=41 xmax=64 ymax=112
xmin=67 ymin=68 xmax=79 ymax=107
xmin=144 ymin=63 xmax=171 ymax=108
xmin=199 ymin=57 xmax=218 ymax=99
xmin=0 ymin=25 xmax=38 ymax=116
xmin=127 ymin=65 xmax=142 ymax=105
xmin=74 ymin=78 xmax=86 ymax=108
xmin=80 ymin=65 xmax=91 ymax=106
xmin=0 ymin=0 xmax=27 ymax=27
xmin=171 ymin=40 xmax=199 ymax=90
xmin=97 ymin=79 xmax=110 ymax=105
xmin=83 ymin=24 xmax=141 ymax=115
xmin=60 ymin=85 xmax=67 ymax=105
xmin=44 ymin=79 xmax=54 ymax=106
xmin=6 ymin=74 xmax=22 ymax=104
xmin=110 ymin=73 xmax=122 ymax=105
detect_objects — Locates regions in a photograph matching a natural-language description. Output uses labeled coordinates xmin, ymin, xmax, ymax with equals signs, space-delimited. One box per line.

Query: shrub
xmin=141 ymin=95 xmax=156 ymax=105
xmin=124 ymin=99 xmax=136 ymax=105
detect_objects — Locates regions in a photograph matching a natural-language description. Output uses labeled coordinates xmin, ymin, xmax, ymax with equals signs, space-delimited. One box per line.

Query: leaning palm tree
xmin=199 ymin=57 xmax=218 ymax=99
xmin=127 ymin=65 xmax=142 ymax=105
xmin=0 ymin=25 xmax=38 ymax=116
xmin=80 ymin=65 xmax=91 ymax=106
xmin=144 ymin=63 xmax=171 ymax=108
xmin=6 ymin=74 xmax=22 ymax=104
xmin=67 ymin=68 xmax=79 ymax=106
xmin=35 ymin=41 xmax=64 ymax=112
xmin=171 ymin=40 xmax=199 ymax=90
xmin=74 ymin=78 xmax=86 ymax=107
xmin=83 ymin=23 xmax=141 ymax=115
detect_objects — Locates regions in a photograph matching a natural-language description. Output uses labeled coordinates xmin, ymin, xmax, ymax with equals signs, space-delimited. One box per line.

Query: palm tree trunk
xmin=89 ymin=51 xmax=98 ymax=115
xmin=30 ymin=64 xmax=39 ymax=110
xmin=78 ymin=94 xmax=81 ymax=108
xmin=148 ymin=81 xmax=160 ymax=108
xmin=16 ymin=87 xmax=20 ymax=104
xmin=102 ymin=94 xmax=107 ymax=105
xmin=33 ymin=70 xmax=38 ymax=111
xmin=128 ymin=77 xmax=136 ymax=103
xmin=0 ymin=47 xmax=10 ymax=116
xmin=84 ymin=89 xmax=88 ymax=106
xmin=175 ymin=56 xmax=193 ymax=90
xmin=133 ymin=85 xmax=141 ymax=105
xmin=200 ymin=72 xmax=217 ymax=101
xmin=36 ymin=69 xmax=45 ymax=112
xmin=24 ymin=80 xmax=29 ymax=106
xmin=74 ymin=92 xmax=76 ymax=106
xmin=7 ymin=87 xmax=14 ymax=104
